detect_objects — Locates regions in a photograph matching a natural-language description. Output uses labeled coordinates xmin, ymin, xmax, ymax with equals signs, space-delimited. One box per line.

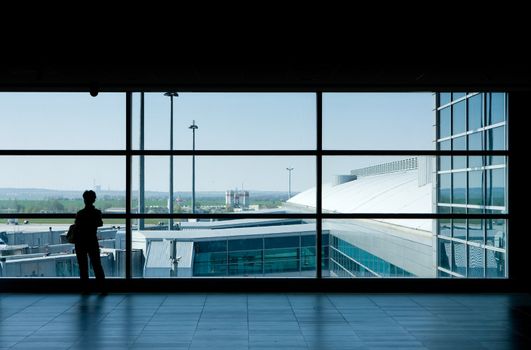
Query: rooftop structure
xmin=287 ymin=157 xmax=433 ymax=231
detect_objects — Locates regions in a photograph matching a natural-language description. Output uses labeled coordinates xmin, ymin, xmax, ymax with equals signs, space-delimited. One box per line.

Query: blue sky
xmin=0 ymin=92 xmax=434 ymax=192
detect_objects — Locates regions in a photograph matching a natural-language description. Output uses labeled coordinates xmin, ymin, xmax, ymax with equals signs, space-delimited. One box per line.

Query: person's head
xmin=83 ymin=190 xmax=97 ymax=205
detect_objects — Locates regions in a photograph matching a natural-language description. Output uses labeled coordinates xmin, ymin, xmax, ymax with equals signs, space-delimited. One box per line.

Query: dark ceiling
xmin=2 ymin=62 xmax=529 ymax=92
xmin=3 ymin=14 xmax=529 ymax=92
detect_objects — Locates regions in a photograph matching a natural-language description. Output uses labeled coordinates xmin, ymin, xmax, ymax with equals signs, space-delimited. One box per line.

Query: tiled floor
xmin=0 ymin=293 xmax=530 ymax=349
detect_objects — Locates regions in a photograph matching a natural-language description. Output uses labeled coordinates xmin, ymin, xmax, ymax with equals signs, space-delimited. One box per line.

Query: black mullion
xmin=0 ymin=213 xmax=508 ymax=220
xmin=0 ymin=150 xmax=509 ymax=156
xmin=318 ymin=213 xmax=507 ymax=219
xmin=483 ymin=93 xmax=488 ymax=274
xmin=125 ymin=92 xmax=132 ymax=279
xmin=321 ymin=150 xmax=508 ymax=156
xmin=505 ymin=94 xmax=510 ymax=277
xmin=465 ymin=95 xmax=469 ymax=277
xmin=316 ymin=92 xmax=323 ymax=279
xmin=131 ymin=150 xmax=316 ymax=156
xmin=129 ymin=150 xmax=508 ymax=156
xmin=0 ymin=150 xmax=126 ymax=155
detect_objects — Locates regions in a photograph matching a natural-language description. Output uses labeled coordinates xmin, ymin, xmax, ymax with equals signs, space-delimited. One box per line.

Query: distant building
xmin=287 ymin=156 xmax=434 ymax=278
xmin=0 ymin=225 xmax=145 ymax=278
xmin=117 ymin=219 xmax=323 ymax=278
xmin=225 ymin=190 xmax=249 ymax=209
xmin=115 ymin=196 xmax=431 ymax=279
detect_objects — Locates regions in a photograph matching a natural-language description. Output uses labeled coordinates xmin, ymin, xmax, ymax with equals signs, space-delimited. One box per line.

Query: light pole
xmin=189 ymin=120 xmax=199 ymax=214
xmin=286 ymin=167 xmax=294 ymax=199
xmin=164 ymin=92 xmax=178 ymax=230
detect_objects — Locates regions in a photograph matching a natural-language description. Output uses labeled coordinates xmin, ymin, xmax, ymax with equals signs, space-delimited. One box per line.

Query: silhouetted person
xmin=75 ymin=190 xmax=106 ymax=294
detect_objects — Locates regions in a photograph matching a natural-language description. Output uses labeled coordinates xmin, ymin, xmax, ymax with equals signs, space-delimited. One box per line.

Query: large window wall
xmin=0 ymin=92 xmax=509 ymax=280
xmin=0 ymin=93 xmax=127 ymax=278
xmin=436 ymin=93 xmax=508 ymax=278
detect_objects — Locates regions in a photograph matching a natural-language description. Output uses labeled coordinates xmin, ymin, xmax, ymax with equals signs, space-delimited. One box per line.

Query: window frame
xmin=0 ymin=91 xmax=510 ymax=288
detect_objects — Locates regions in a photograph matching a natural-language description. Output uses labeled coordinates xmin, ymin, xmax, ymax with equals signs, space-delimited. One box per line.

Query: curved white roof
xmin=287 ymin=170 xmax=432 ymax=231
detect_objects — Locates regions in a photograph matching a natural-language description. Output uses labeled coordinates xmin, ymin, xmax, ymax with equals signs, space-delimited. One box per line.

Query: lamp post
xmin=286 ymin=167 xmax=294 ymax=199
xmin=164 ymin=92 xmax=178 ymax=230
xmin=189 ymin=120 xmax=199 ymax=214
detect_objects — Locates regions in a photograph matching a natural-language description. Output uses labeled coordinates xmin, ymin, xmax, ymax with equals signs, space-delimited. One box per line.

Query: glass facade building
xmin=436 ymin=93 xmax=508 ymax=278
xmin=192 ymin=233 xmax=329 ymax=277
xmin=329 ymin=235 xmax=413 ymax=277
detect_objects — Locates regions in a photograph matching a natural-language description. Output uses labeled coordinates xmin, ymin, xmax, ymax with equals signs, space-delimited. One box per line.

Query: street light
xmin=164 ymin=92 xmax=178 ymax=230
xmin=286 ymin=167 xmax=294 ymax=199
xmin=189 ymin=120 xmax=199 ymax=214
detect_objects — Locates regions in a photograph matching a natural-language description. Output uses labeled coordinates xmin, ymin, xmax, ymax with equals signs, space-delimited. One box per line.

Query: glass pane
xmin=133 ymin=93 xmax=315 ymax=150
xmin=228 ymin=238 xmax=262 ymax=251
xmin=468 ymin=209 xmax=484 ymax=243
xmin=323 ymin=93 xmax=435 ymax=149
xmin=438 ymin=174 xmax=451 ymax=203
xmin=301 ymin=247 xmax=316 ymax=271
xmin=301 ymin=235 xmax=315 ymax=247
xmin=439 ymin=107 xmax=451 ymax=139
xmin=468 ymin=171 xmax=484 ymax=206
xmin=487 ymin=126 xmax=505 ymax=150
xmin=486 ymin=218 xmax=506 ymax=249
xmin=0 ymin=156 xmax=126 ymax=278
xmin=489 ymin=93 xmax=506 ymax=125
xmin=439 ymin=93 xmax=451 ymax=106
xmin=438 ymin=206 xmax=451 ymax=237
xmin=439 ymin=156 xmax=451 ymax=171
xmin=438 ymin=270 xmax=452 ymax=278
xmin=319 ymin=156 xmax=435 ymax=214
xmin=486 ymin=168 xmax=506 ymax=207
xmin=469 ymin=155 xmax=483 ymax=169
xmin=486 ymin=249 xmax=505 ymax=278
xmin=452 ymin=136 xmax=466 ymax=151
xmin=453 ymin=155 xmax=466 ymax=170
xmin=452 ymin=172 xmax=466 ymax=205
xmin=265 ymin=236 xmax=299 ymax=249
xmin=326 ymin=219 xmax=430 ymax=278
xmin=468 ymin=245 xmax=484 ymax=278
xmin=196 ymin=241 xmax=227 ymax=253
xmin=487 ymin=156 xmax=505 ymax=166
xmin=452 ymin=92 xmax=466 ymax=101
xmin=468 ymin=132 xmax=483 ymax=151
xmin=132 ymin=218 xmax=316 ymax=278
xmin=229 ymin=250 xmax=263 ymax=276
xmin=0 ymin=242 xmax=124 ymax=278
xmin=1 ymin=217 xmax=126 ymax=278
xmin=452 ymin=101 xmax=466 ymax=135
xmin=0 ymin=93 xmax=125 ymax=149
xmin=452 ymin=242 xmax=466 ymax=276
xmin=440 ymin=140 xmax=451 ymax=150
xmin=438 ymin=239 xmax=452 ymax=271
xmin=468 ymin=94 xmax=483 ymax=130
xmin=132 ymin=156 xmax=315 ymax=215
xmin=0 ymin=157 xmax=125 ymax=214
xmin=452 ymin=207 xmax=466 ymax=240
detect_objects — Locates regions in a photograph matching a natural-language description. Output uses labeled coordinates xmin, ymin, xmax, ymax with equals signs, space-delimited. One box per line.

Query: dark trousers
xmin=75 ymin=238 xmax=105 ymax=281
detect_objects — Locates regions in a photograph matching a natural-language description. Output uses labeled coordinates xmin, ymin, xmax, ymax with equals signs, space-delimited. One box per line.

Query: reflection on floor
xmin=0 ymin=293 xmax=530 ymax=349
